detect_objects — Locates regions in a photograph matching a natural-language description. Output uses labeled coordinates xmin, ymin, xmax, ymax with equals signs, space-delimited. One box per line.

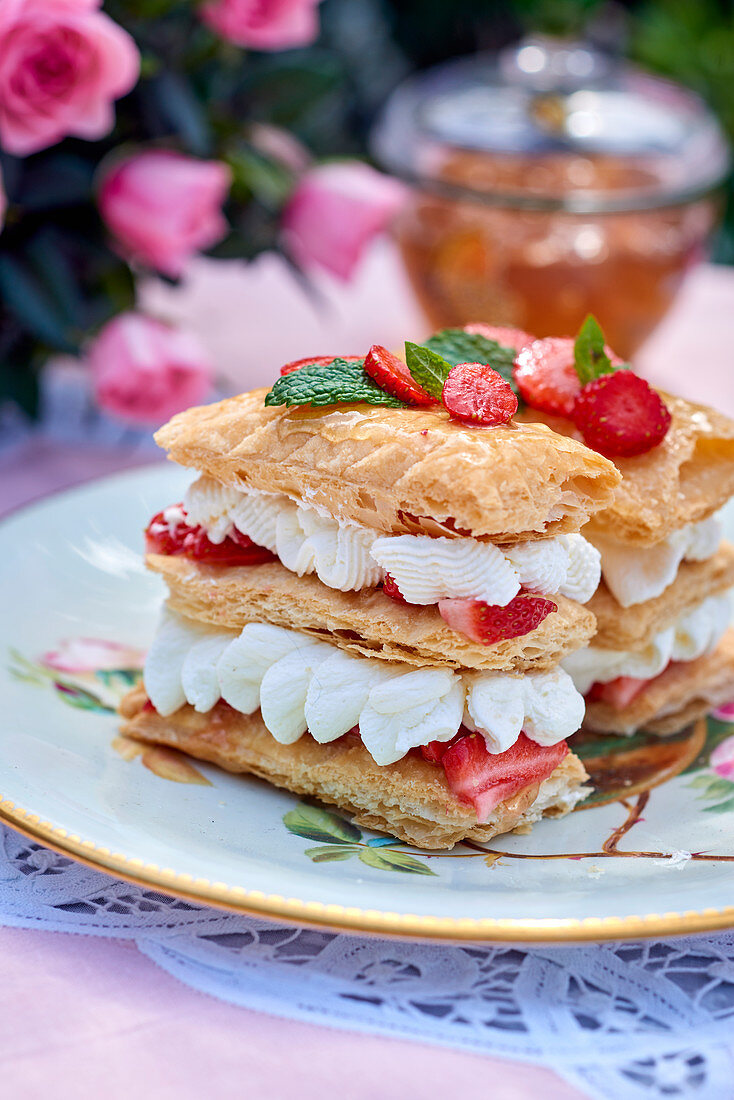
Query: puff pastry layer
xmin=588 ymin=542 xmax=734 ymax=651
xmin=148 ymin=553 xmax=597 ymax=672
xmin=583 ymin=628 xmax=734 ymax=736
xmin=119 ymin=685 xmax=588 ymax=849
xmin=523 ymin=394 xmax=734 ymax=545
xmin=154 ymin=390 xmax=621 ymax=542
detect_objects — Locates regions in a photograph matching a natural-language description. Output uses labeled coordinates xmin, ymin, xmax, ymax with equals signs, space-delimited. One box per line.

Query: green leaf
xmin=0 ymin=255 xmax=77 ymax=352
xmin=573 ymin=314 xmax=618 ymax=384
xmin=689 ymin=774 xmax=719 ymax=789
xmin=264 ymin=358 xmax=406 ymax=409
xmin=305 ymin=845 xmax=359 ymax=862
xmin=283 ymin=803 xmax=362 ymax=844
xmin=95 ymin=669 xmax=143 ymax=689
xmin=404 ymin=341 xmax=453 ymax=400
xmin=699 ymin=777 xmax=734 ymax=799
xmin=704 ymin=796 xmax=734 ymax=814
xmin=53 ymin=683 xmax=112 ymax=714
xmin=423 ymin=328 xmax=516 ymax=377
xmin=358 ymin=848 xmax=436 ymax=875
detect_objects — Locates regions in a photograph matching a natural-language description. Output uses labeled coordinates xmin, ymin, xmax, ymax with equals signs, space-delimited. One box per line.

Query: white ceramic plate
xmin=2 ymin=464 xmax=734 ymax=943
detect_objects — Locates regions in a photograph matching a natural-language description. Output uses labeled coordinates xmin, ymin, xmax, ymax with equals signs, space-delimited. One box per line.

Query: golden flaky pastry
xmin=149 ymin=553 xmax=596 ymax=672
xmin=154 ymin=389 xmax=620 ymax=542
xmin=588 ymin=542 xmax=734 ymax=651
xmin=119 ymin=685 xmax=588 ymax=850
xmin=522 ymin=394 xmax=734 ymax=545
xmin=583 ymin=628 xmax=734 ymax=736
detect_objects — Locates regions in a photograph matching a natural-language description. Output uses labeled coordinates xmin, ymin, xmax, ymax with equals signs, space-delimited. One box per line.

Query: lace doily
xmin=2 ymin=825 xmax=733 ymax=1099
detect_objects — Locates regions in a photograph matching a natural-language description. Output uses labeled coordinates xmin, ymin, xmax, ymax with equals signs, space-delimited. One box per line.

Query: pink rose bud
xmin=89 ymin=313 xmax=214 ymax=427
xmin=42 ymin=638 xmax=146 ymax=674
xmin=201 ymin=0 xmax=322 ymax=51
xmin=99 ymin=150 xmax=232 ymax=278
xmin=282 ymin=161 xmax=407 ymax=281
xmin=711 ymin=735 xmax=734 ymax=780
xmin=712 ymin=701 xmax=734 ymax=723
xmin=0 ymin=0 xmax=139 ymax=157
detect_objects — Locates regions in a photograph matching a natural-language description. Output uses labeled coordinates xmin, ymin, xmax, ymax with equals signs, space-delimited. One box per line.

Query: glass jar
xmin=372 ymin=38 xmax=730 ymax=357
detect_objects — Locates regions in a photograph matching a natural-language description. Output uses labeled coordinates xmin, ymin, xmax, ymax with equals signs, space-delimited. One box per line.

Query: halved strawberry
xmin=513 ymin=337 xmax=583 ymax=417
xmin=382 ymin=573 xmax=407 ymax=603
xmin=442 ymin=361 xmax=518 ymax=425
xmin=463 ymin=323 xmax=536 ymax=351
xmin=438 ymin=593 xmax=557 ymax=644
xmin=441 ymin=732 xmax=568 ymax=819
xmin=572 ymin=370 xmax=672 ymax=458
xmin=280 ymin=354 xmax=362 ymax=376
xmin=145 ymin=510 xmax=275 ymax=566
xmin=364 ymin=344 xmax=435 ymax=406
xmin=587 ymin=675 xmax=650 ymax=709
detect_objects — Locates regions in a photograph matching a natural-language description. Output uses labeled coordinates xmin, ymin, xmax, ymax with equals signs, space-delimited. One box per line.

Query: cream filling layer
xmin=562 ymin=592 xmax=732 ymax=695
xmin=588 ymin=516 xmax=722 ymax=608
xmin=144 ymin=611 xmax=585 ymax=766
xmin=182 ymin=476 xmax=600 ymax=605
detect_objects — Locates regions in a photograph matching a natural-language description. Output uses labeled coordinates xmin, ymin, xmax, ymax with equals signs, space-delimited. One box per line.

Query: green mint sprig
xmin=404 ymin=341 xmax=452 ymax=399
xmin=573 ymin=314 xmax=628 ymax=385
xmin=264 ymin=358 xmax=407 ymax=409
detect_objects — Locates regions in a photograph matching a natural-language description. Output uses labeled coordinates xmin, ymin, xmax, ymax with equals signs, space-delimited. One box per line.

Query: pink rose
xmin=88 ymin=312 xmax=213 ymax=426
xmin=711 ymin=736 xmax=734 ymax=780
xmin=201 ymin=0 xmax=322 ymax=51
xmin=282 ymin=161 xmax=407 ymax=281
xmin=42 ymin=638 xmax=146 ymax=673
xmin=0 ymin=0 xmax=139 ymax=157
xmin=712 ymin=701 xmax=734 ymax=723
xmin=99 ymin=150 xmax=231 ymax=278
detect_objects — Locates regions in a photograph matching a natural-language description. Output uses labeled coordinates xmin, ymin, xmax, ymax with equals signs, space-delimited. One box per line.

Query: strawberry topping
xmin=438 ymin=593 xmax=557 ymax=644
xmin=420 ymin=739 xmax=451 ymax=764
xmin=364 ymin=344 xmax=435 ymax=406
xmin=572 ymin=370 xmax=672 ymax=458
xmin=280 ymin=354 xmax=362 ymax=376
xmin=463 ymin=323 xmax=536 ymax=352
xmin=513 ymin=337 xmax=584 ymax=417
xmin=587 ymin=675 xmax=650 ymax=709
xmin=441 ymin=361 xmax=518 ymax=425
xmin=382 ymin=573 xmax=407 ymax=603
xmin=441 ymin=731 xmax=569 ymax=819
xmin=145 ymin=509 xmax=275 ymax=567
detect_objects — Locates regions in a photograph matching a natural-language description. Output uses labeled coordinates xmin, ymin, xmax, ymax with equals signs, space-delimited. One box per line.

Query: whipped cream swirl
xmin=588 ymin=516 xmax=722 ymax=608
xmin=182 ymin=477 xmax=600 ymax=605
xmin=144 ymin=612 xmax=584 ymax=769
xmin=562 ymin=591 xmax=732 ymax=694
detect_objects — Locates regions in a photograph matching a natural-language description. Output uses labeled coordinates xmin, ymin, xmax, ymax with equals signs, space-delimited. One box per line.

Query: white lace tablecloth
xmin=1 ymin=822 xmax=733 ymax=1100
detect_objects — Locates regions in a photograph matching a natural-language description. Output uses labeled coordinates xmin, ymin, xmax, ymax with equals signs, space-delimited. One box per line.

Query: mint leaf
xmin=404 ymin=341 xmax=453 ymax=399
xmin=573 ymin=315 xmax=619 ymax=385
xmin=265 ymin=358 xmax=407 ymax=409
xmin=425 ymin=329 xmax=516 ymax=379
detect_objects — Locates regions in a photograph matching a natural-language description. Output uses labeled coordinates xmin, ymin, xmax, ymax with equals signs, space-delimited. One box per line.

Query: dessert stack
xmin=489 ymin=317 xmax=734 ymax=736
xmin=120 ymin=336 xmax=621 ymax=848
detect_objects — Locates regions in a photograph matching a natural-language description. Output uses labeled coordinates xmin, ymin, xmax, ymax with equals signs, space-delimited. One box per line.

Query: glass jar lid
xmin=371 ymin=37 xmax=730 ymax=213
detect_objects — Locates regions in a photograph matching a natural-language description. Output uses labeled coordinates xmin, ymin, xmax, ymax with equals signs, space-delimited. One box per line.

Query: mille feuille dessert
xmin=119 ymin=333 xmax=621 ymax=849
xmin=465 ymin=317 xmax=734 ymax=736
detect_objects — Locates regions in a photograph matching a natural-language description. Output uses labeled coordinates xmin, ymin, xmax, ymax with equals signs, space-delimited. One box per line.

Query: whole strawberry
xmin=572 ymin=371 xmax=672 ymax=458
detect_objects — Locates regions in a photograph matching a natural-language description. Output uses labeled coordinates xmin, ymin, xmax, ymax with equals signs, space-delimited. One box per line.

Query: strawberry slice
xmin=420 ymin=739 xmax=453 ymax=764
xmin=572 ymin=370 xmax=672 ymax=458
xmin=442 ymin=361 xmax=518 ymax=425
xmin=587 ymin=675 xmax=650 ymax=709
xmin=513 ymin=337 xmax=583 ymax=417
xmin=514 ymin=336 xmax=625 ymax=418
xmin=280 ymin=354 xmax=362 ymax=376
xmin=145 ymin=510 xmax=275 ymax=566
xmin=438 ymin=593 xmax=557 ymax=644
xmin=364 ymin=344 xmax=435 ymax=406
xmin=382 ymin=573 xmax=407 ymax=603
xmin=441 ymin=732 xmax=569 ymax=820
xmin=463 ymin=323 xmax=536 ymax=351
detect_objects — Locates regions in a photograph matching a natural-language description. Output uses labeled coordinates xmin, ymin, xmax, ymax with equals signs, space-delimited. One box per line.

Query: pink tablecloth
xmin=1 ymin=256 xmax=733 ymax=1100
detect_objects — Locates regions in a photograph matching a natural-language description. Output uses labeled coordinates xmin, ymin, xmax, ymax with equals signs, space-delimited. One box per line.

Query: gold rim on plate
xmin=2 ymin=794 xmax=733 ymax=943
